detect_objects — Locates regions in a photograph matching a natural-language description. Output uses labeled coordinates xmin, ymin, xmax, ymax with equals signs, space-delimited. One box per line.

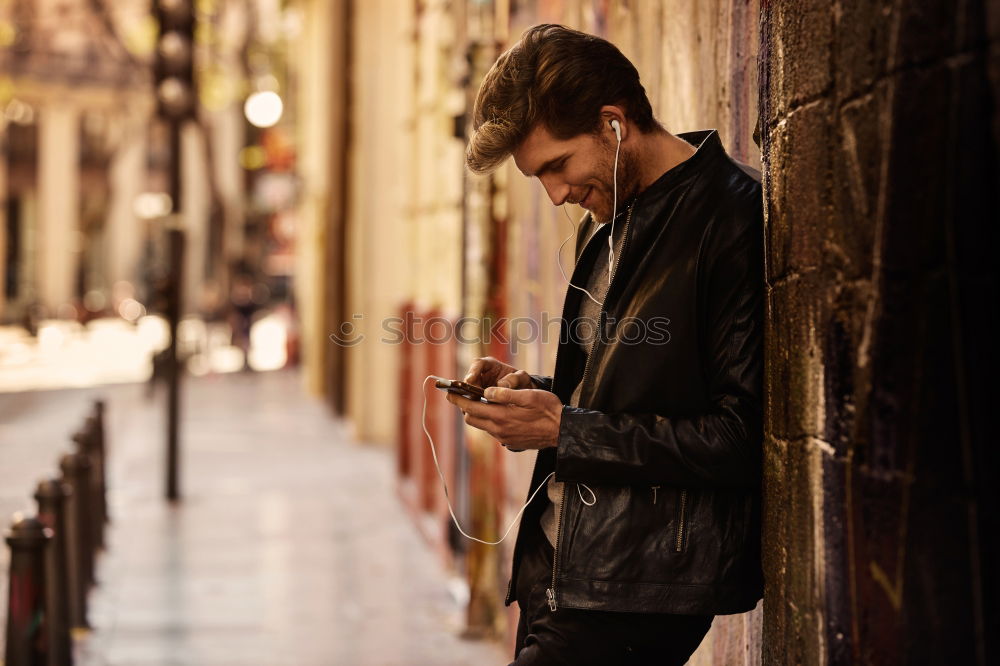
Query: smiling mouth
xmin=577 ymin=187 xmax=594 ymax=208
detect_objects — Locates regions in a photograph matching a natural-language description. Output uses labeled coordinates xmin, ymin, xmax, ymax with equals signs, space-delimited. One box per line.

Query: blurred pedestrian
xmin=228 ymin=268 xmax=257 ymax=371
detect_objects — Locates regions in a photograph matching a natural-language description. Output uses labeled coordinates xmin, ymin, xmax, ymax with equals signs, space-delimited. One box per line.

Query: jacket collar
xmin=577 ymin=129 xmax=724 ymax=312
xmin=617 ymin=128 xmax=724 ymax=244
xmin=634 ymin=129 xmax=723 ymax=209
xmin=576 ymin=129 xmax=725 ymax=242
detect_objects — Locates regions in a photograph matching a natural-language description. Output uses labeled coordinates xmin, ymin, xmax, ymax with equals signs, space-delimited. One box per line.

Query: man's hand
xmin=446 ymin=386 xmax=563 ymax=451
xmin=464 ymin=356 xmax=536 ymax=390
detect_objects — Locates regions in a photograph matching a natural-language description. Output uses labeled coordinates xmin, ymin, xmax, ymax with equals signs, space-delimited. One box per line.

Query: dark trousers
xmin=510 ymin=533 xmax=713 ymax=665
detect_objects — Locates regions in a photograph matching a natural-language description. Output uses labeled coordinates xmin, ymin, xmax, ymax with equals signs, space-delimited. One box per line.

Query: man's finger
xmin=463 ymin=359 xmax=484 ymax=384
xmin=498 ymin=370 xmax=531 ymax=389
xmin=496 ymin=372 xmax=521 ymax=389
xmin=484 ymin=386 xmax=536 ymax=406
xmin=446 ymin=392 xmax=478 ymax=411
xmin=465 ymin=413 xmax=497 ymax=433
xmin=454 ymin=396 xmax=508 ymax=420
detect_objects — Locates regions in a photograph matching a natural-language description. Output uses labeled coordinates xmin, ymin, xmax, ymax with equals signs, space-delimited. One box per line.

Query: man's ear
xmin=599 ymin=105 xmax=627 ymax=142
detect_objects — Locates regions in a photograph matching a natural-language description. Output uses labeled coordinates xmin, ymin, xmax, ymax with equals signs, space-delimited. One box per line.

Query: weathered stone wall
xmin=760 ymin=1 xmax=999 ymax=663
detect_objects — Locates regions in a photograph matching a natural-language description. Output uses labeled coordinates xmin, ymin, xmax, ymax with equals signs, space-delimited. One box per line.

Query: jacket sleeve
xmin=553 ymin=206 xmax=764 ymax=489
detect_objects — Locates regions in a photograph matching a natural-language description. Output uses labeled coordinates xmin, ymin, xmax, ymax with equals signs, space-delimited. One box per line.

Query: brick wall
xmin=759 ymin=1 xmax=999 ymax=663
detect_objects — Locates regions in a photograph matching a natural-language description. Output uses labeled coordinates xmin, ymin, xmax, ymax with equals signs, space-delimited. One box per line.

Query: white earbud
xmin=611 ymin=119 xmax=621 ymax=142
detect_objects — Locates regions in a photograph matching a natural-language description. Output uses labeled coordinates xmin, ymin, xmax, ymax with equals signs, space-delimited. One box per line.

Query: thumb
xmin=484 ymin=386 xmax=535 ymax=406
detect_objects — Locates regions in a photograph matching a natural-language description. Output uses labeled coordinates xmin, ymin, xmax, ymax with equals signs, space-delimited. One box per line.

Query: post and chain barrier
xmin=4 ymin=400 xmax=110 ymax=665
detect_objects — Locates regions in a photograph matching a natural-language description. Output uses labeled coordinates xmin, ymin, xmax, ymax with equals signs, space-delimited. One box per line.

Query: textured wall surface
xmin=759 ymin=1 xmax=999 ymax=663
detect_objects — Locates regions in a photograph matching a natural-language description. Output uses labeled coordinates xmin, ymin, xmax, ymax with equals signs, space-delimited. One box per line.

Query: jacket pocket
xmin=675 ymin=488 xmax=689 ymax=552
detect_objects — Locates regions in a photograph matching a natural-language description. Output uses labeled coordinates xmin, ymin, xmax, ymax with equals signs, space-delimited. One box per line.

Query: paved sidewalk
xmin=1 ymin=370 xmax=508 ymax=665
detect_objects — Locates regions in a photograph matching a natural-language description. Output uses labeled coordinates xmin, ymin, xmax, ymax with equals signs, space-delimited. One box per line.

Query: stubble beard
xmin=590 ymin=143 xmax=640 ymax=224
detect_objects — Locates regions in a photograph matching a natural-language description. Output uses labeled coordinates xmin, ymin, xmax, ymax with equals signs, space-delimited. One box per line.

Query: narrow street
xmin=0 ymin=371 xmax=507 ymax=665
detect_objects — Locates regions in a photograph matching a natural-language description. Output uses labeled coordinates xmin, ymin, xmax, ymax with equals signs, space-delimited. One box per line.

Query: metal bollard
xmin=76 ymin=420 xmax=104 ymax=552
xmin=4 ymin=515 xmax=52 ymax=666
xmin=59 ymin=452 xmax=92 ymax=629
xmin=35 ymin=480 xmax=73 ymax=666
xmin=92 ymin=400 xmax=109 ymax=528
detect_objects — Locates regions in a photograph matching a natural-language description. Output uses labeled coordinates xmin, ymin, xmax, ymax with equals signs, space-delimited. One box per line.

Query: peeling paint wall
xmin=759 ymin=1 xmax=999 ymax=663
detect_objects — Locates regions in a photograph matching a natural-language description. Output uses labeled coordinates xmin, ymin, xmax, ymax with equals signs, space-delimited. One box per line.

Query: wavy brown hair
xmin=466 ymin=24 xmax=659 ymax=174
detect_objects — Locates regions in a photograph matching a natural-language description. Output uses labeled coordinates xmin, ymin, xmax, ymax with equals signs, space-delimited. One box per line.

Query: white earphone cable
xmin=555 ymin=123 xmax=623 ymax=304
xmin=607 ymin=127 xmax=622 ymax=284
xmin=420 ymin=375 xmax=555 ymax=546
xmin=557 ymin=206 xmax=602 ymax=306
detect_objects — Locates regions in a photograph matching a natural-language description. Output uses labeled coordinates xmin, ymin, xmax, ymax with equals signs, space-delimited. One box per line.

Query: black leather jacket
xmin=506 ymin=130 xmax=764 ymax=615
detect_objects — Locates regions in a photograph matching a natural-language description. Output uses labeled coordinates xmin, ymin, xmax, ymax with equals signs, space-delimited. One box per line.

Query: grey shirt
xmin=540 ymin=218 xmax=627 ymax=547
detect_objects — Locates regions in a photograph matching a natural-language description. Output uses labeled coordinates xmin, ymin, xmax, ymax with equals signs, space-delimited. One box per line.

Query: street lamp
xmin=154 ymin=1 xmax=195 ymax=120
xmin=152 ymin=0 xmax=195 ymax=502
xmin=244 ymin=91 xmax=283 ymax=128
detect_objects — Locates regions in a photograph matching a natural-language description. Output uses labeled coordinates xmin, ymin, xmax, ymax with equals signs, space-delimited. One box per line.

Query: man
xmin=448 ymin=24 xmax=764 ymax=665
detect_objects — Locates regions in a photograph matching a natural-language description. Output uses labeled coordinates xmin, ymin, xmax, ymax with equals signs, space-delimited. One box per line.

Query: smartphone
xmin=433 ymin=377 xmax=493 ymax=402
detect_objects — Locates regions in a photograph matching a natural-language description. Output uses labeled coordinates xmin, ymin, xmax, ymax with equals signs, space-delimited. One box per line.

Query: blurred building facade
xmin=0 ymin=0 xmax=299 ymax=362
xmin=0 ymin=0 xmax=153 ymax=322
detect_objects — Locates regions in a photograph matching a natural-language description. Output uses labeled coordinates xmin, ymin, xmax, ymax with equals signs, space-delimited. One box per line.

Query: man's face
xmin=512 ymin=123 xmax=637 ymax=224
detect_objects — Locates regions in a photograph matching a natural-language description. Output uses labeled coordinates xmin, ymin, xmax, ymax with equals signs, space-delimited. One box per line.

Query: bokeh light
xmin=133 ymin=192 xmax=173 ymax=219
xmin=244 ymin=91 xmax=283 ymax=128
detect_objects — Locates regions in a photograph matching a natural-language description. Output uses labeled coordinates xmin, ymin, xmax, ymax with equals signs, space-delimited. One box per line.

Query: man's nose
xmin=539 ymin=176 xmax=570 ymax=206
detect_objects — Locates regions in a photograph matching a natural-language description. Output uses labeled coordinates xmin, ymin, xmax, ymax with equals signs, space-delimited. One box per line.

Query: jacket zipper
xmin=546 ymin=483 xmax=566 ymax=611
xmin=675 ymin=488 xmax=688 ymax=552
xmin=546 ymin=204 xmax=635 ymax=612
